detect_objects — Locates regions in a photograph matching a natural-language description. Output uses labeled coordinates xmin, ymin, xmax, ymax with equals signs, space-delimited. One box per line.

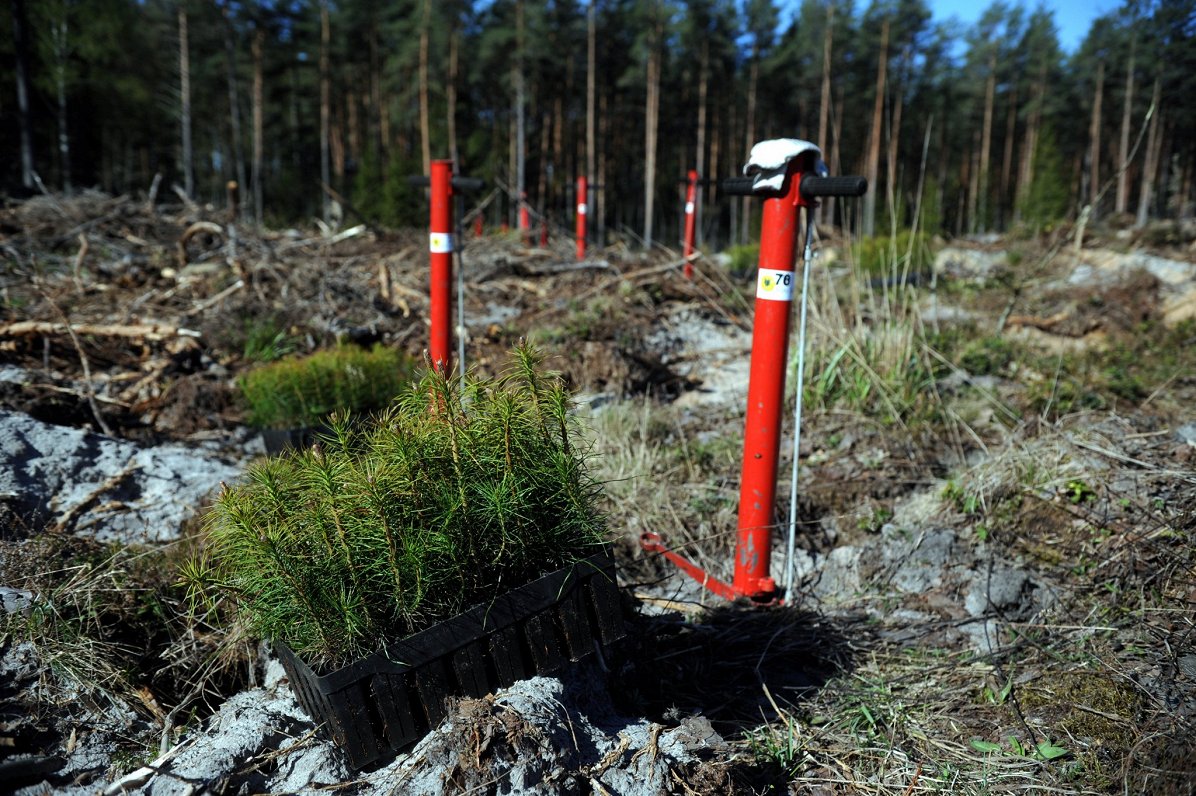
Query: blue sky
xmin=922 ymin=0 xmax=1120 ymax=52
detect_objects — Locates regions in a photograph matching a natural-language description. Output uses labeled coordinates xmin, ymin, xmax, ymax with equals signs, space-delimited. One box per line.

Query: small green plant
xmin=981 ymin=676 xmax=1012 ymax=705
xmin=241 ymin=317 xmax=299 ymax=362
xmin=724 ymin=243 xmax=759 ymax=279
xmin=971 ymin=736 xmax=1069 ymax=761
xmin=851 ymin=229 xmax=935 ymax=279
xmin=943 ymin=480 xmax=982 ymax=515
xmin=958 ymin=335 xmax=1017 ymax=377
xmin=748 ymin=711 xmax=805 ymax=780
xmin=857 ymin=505 xmax=892 ymax=533
xmin=238 ymin=344 xmax=415 ymax=429
xmin=187 ymin=345 xmax=607 ymax=668
xmin=1065 ymin=479 xmax=1095 ymax=505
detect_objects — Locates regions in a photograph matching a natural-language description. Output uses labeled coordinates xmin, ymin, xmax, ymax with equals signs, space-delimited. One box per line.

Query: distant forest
xmin=4 ymin=0 xmax=1194 ymax=247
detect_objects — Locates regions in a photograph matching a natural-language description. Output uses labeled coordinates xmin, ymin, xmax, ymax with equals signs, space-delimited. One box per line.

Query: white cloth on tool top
xmin=743 ymin=138 xmax=821 ymax=192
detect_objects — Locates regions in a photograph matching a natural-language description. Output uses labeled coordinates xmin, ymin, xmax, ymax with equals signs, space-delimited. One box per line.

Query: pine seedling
xmin=238 ymin=344 xmax=415 ymax=430
xmin=187 ymin=344 xmax=607 ymax=669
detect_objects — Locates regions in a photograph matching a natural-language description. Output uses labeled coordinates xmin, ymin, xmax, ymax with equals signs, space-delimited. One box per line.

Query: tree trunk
xmin=643 ymin=29 xmax=661 ymax=249
xmin=1116 ymin=39 xmax=1135 ymax=215
xmin=419 ymin=0 xmax=432 ymax=177
xmin=695 ymin=39 xmax=709 ymax=246
xmin=966 ymin=128 xmax=980 ymax=234
xmin=332 ymin=103 xmax=345 ymax=182
xmin=1180 ymin=157 xmax=1194 ymax=219
xmin=252 ymin=27 xmax=264 ymax=225
xmin=515 ymin=0 xmax=526 ymax=220
xmin=223 ymin=6 xmax=247 ymax=217
xmin=320 ymin=2 xmax=331 ymax=223
xmin=1088 ymin=57 xmax=1105 ymax=216
xmin=178 ymin=5 xmax=193 ymax=197
xmin=47 ymin=12 xmax=72 ymax=194
xmin=508 ymin=93 xmax=516 ymax=226
xmin=348 ymin=92 xmax=360 ymax=161
xmin=831 ymin=84 xmax=845 ymax=231
xmin=740 ymin=58 xmax=758 ymax=244
xmin=448 ymin=20 xmax=459 ymax=167
xmin=816 ymin=1 xmax=834 ymax=226
xmin=538 ymin=111 xmax=550 ymax=213
xmin=885 ymin=67 xmax=904 ymax=230
xmin=977 ymin=52 xmax=996 ymax=231
xmin=998 ymin=84 xmax=1017 ymax=228
xmin=1135 ymin=76 xmax=1163 ymax=228
xmin=369 ymin=17 xmax=383 ymax=157
xmin=728 ymin=100 xmax=738 ymax=246
xmin=586 ymin=0 xmax=596 ymax=211
xmin=11 ymin=0 xmax=34 ymax=190
xmin=708 ymin=91 xmax=721 ymax=248
xmin=54 ymin=26 xmax=71 ymax=193
xmin=862 ymin=18 xmax=890 ymax=238
xmin=597 ymin=89 xmax=607 ymax=246
xmin=1015 ymin=61 xmax=1046 ymax=223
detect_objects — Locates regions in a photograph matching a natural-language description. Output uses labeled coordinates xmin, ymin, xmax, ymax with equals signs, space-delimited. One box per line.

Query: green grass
xmin=187 ymin=345 xmax=608 ymax=668
xmin=851 ymin=229 xmax=936 ymax=280
xmin=237 ymin=343 xmax=416 ymax=430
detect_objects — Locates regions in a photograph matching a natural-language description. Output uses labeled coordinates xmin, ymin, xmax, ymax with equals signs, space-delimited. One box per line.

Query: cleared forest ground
xmin=1 ymin=192 xmax=1195 ymax=794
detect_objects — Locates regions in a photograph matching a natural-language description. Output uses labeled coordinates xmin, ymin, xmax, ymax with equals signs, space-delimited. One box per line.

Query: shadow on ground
xmin=611 ymin=601 xmax=866 ymax=731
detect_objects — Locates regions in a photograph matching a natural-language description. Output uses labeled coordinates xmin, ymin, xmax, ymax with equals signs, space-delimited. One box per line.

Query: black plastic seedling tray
xmin=275 ymin=552 xmax=624 ymax=770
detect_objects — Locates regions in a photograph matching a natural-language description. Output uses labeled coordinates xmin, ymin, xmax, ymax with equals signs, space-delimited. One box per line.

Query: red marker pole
xmin=428 ymin=159 xmax=454 ymax=373
xmin=732 ymin=161 xmax=811 ymax=600
xmin=576 ymin=176 xmax=588 ymax=261
xmin=682 ymin=169 xmax=698 ymax=278
xmin=518 ymin=192 xmax=531 ymax=245
xmin=473 ymin=214 xmax=483 ymax=238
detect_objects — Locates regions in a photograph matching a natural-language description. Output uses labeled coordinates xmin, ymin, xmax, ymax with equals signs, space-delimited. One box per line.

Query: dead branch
xmin=0 ymin=321 xmax=202 ymax=341
xmin=185 ymin=279 xmax=245 ymax=317
xmin=318 ymin=180 xmax=370 ymax=226
xmin=145 ymin=172 xmax=162 ymax=215
xmin=378 ymin=260 xmax=392 ymax=303
xmin=519 ymin=259 xmax=612 ymax=276
xmin=72 ymin=233 xmax=89 ymax=293
xmin=38 ymin=292 xmax=115 ymax=437
xmin=177 ymin=221 xmax=224 ymax=268
xmin=171 ymin=183 xmax=199 ymax=215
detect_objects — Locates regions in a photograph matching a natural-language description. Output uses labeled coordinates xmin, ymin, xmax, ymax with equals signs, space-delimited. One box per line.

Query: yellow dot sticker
xmin=756 ymin=268 xmax=795 ymax=301
xmin=429 ymin=232 xmax=453 ymax=253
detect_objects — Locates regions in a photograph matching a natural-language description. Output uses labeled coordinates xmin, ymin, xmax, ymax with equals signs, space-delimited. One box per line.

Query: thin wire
xmin=784 ymin=209 xmax=816 ymax=597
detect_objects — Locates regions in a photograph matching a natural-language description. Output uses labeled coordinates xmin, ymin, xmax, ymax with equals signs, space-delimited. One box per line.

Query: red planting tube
xmin=576 ymin=175 xmax=587 ymax=260
xmin=428 ymin=159 xmax=453 ymax=373
xmin=682 ymin=169 xmax=698 ymax=278
xmin=473 ymin=214 xmax=483 ymax=238
xmin=732 ymin=158 xmax=816 ymax=600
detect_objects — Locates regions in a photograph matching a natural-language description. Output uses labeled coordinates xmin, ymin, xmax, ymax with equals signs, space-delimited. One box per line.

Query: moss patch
xmin=1022 ymin=671 xmax=1141 ymax=750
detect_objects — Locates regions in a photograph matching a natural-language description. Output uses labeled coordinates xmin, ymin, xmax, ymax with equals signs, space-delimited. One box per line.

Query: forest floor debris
xmin=2 ymin=192 xmax=1195 ymax=794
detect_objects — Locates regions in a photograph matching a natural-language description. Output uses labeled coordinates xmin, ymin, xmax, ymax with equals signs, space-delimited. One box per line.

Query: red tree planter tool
xmin=642 ymin=139 xmax=866 ymax=603
xmin=576 ymin=175 xmax=588 ymax=260
xmin=411 ymin=165 xmax=485 ymax=374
